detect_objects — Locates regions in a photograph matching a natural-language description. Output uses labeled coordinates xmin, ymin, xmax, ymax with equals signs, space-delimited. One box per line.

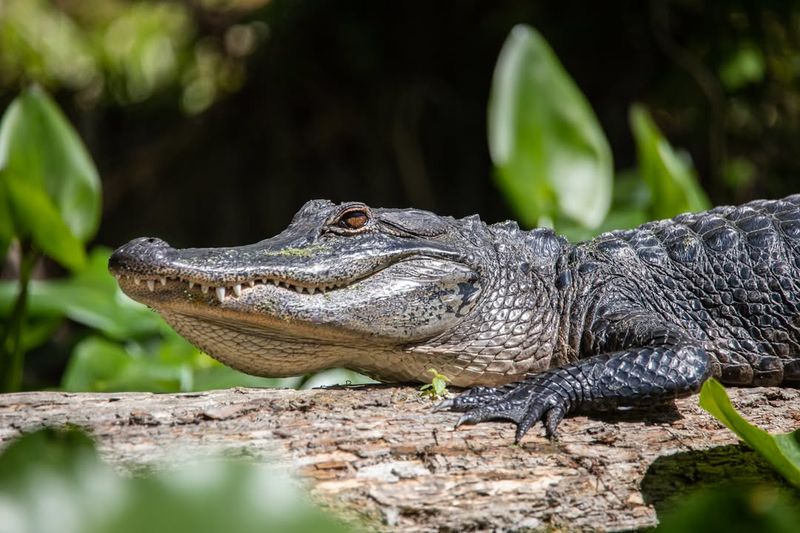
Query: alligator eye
xmin=337 ymin=209 xmax=369 ymax=230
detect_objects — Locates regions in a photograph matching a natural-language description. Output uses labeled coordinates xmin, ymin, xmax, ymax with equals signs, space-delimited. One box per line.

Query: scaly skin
xmin=109 ymin=196 xmax=800 ymax=441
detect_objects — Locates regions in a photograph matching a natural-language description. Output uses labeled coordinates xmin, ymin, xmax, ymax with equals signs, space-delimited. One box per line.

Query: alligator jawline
xmin=114 ymin=272 xmax=357 ymax=302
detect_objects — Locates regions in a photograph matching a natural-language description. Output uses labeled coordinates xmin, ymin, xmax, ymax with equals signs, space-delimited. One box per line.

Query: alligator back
xmin=582 ymin=194 xmax=800 ymax=386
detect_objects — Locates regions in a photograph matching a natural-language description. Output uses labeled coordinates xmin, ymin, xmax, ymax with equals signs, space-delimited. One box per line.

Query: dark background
xmin=5 ymin=0 xmax=800 ymax=248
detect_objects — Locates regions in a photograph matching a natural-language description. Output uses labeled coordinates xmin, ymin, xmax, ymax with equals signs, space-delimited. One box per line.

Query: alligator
xmin=109 ymin=196 xmax=800 ymax=441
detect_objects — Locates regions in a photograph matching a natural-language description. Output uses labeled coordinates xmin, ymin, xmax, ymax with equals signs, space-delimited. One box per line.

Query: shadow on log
xmin=641 ymin=444 xmax=789 ymax=517
xmin=1 ymin=385 xmax=798 ymax=531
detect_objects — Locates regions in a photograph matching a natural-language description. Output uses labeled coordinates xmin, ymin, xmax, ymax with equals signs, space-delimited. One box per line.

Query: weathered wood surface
xmin=1 ymin=386 xmax=798 ymax=531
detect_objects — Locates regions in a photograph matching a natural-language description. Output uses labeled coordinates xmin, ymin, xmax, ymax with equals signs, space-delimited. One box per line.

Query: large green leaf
xmin=488 ymin=24 xmax=612 ymax=229
xmin=3 ymin=174 xmax=86 ymax=270
xmin=629 ymin=105 xmax=710 ymax=219
xmin=699 ymin=378 xmax=800 ymax=489
xmin=0 ymin=85 xmax=101 ymax=243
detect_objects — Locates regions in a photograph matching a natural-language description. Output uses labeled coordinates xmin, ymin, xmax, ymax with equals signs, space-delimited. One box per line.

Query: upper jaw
xmin=109 ymin=235 xmax=471 ymax=303
xmin=114 ymin=270 xmax=349 ymax=304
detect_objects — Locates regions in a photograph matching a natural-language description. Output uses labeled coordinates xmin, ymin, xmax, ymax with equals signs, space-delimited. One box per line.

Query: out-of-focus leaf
xmin=61 ymin=336 xmax=137 ymax=392
xmin=699 ymin=379 xmax=800 ymax=489
xmin=3 ymin=176 xmax=86 ymax=270
xmin=657 ymin=485 xmax=800 ymax=533
xmin=0 ymin=247 xmax=163 ymax=339
xmin=556 ymin=170 xmax=651 ymax=242
xmin=17 ymin=316 xmax=62 ymax=352
xmin=488 ymin=24 xmax=612 ymax=229
xmin=0 ymin=426 xmax=97 ymax=485
xmin=719 ymin=44 xmax=765 ymax=91
xmin=61 ymin=334 xmax=298 ymax=393
xmin=0 ymin=175 xmax=14 ymax=259
xmin=0 ymin=85 xmax=101 ymax=242
xmin=0 ymin=427 xmax=355 ymax=533
xmin=629 ymin=105 xmax=710 ymax=219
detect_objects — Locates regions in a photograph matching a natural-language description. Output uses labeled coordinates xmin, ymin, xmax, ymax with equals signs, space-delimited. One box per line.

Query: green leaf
xmin=61 ymin=336 xmax=136 ymax=392
xmin=629 ymin=105 xmax=710 ymax=220
xmin=3 ymin=175 xmax=86 ymax=270
xmin=0 ymin=175 xmax=14 ymax=259
xmin=699 ymin=378 xmax=800 ymax=489
xmin=0 ymin=428 xmax=355 ymax=533
xmin=0 ymin=247 xmax=163 ymax=339
xmin=61 ymin=333 xmax=297 ymax=393
xmin=656 ymin=485 xmax=800 ymax=533
xmin=0 ymin=426 xmax=98 ymax=486
xmin=488 ymin=24 xmax=612 ymax=229
xmin=0 ymin=85 xmax=101 ymax=242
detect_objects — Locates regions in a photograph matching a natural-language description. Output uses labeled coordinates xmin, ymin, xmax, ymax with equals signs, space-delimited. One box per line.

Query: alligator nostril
xmin=108 ymin=237 xmax=173 ymax=273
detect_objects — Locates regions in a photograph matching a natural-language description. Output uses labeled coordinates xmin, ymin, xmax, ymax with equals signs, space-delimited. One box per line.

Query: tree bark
xmin=1 ymin=385 xmax=798 ymax=531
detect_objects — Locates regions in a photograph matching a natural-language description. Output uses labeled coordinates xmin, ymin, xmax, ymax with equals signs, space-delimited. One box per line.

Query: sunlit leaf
xmin=3 ymin=176 xmax=86 ymax=269
xmin=488 ymin=24 xmax=612 ymax=229
xmin=0 ymin=85 xmax=101 ymax=242
xmin=699 ymin=379 xmax=800 ymax=489
xmin=629 ymin=105 xmax=710 ymax=219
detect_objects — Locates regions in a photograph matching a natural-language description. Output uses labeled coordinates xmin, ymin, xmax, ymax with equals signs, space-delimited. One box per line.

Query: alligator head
xmin=109 ymin=200 xmax=567 ymax=386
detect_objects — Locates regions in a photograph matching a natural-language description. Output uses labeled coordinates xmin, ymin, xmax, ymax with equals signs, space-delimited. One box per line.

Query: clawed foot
xmin=435 ymin=375 xmax=574 ymax=442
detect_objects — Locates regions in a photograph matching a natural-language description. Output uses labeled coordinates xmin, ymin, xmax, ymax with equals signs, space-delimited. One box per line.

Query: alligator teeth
xmin=134 ymin=278 xmax=141 ymax=285
xmin=146 ymin=280 xmax=155 ymax=292
xmin=233 ymin=284 xmax=242 ymax=297
xmin=188 ymin=281 xmax=195 ymax=289
xmin=159 ymin=277 xmax=167 ymax=286
xmin=248 ymin=281 xmax=255 ymax=288
xmin=201 ymin=285 xmax=209 ymax=294
xmin=272 ymin=280 xmax=279 ymax=286
xmin=294 ymin=285 xmax=303 ymax=293
xmin=215 ymin=287 xmax=226 ymax=302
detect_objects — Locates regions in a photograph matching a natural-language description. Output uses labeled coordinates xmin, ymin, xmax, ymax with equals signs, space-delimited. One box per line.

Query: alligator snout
xmin=108 ymin=237 xmax=175 ymax=275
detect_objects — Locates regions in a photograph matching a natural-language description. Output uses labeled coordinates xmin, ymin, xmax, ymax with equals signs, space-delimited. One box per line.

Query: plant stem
xmin=0 ymin=243 xmax=37 ymax=392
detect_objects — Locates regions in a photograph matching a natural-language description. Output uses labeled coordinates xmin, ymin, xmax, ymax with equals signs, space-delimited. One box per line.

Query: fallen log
xmin=1 ymin=385 xmax=798 ymax=531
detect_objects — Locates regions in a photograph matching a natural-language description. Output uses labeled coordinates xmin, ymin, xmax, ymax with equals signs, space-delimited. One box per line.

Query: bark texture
xmin=1 ymin=385 xmax=798 ymax=531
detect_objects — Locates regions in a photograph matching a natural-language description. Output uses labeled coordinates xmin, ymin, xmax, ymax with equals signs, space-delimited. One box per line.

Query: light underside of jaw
xmin=113 ymin=272 xmax=352 ymax=303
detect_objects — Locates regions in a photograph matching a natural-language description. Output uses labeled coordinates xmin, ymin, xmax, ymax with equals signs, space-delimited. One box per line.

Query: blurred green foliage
xmin=488 ymin=25 xmax=613 ymax=230
xmin=489 ymin=24 xmax=710 ymax=243
xmin=700 ymin=379 xmax=800 ymax=489
xmin=0 ymin=0 xmax=267 ymax=113
xmin=0 ymin=427 xmax=355 ymax=533
xmin=656 ymin=485 xmax=800 ymax=533
xmin=0 ymin=85 xmax=101 ymax=391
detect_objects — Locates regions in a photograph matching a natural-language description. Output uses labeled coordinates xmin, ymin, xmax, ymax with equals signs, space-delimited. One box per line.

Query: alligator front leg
xmin=439 ymin=317 xmax=714 ymax=441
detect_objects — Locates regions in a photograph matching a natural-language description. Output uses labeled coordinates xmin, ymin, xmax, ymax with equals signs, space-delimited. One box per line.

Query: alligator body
xmin=109 ymin=196 xmax=800 ymax=441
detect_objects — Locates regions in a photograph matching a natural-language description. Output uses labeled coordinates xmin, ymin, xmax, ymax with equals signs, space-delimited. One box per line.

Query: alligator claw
xmin=433 ymin=399 xmax=454 ymax=412
xmin=437 ymin=374 xmax=573 ymax=442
